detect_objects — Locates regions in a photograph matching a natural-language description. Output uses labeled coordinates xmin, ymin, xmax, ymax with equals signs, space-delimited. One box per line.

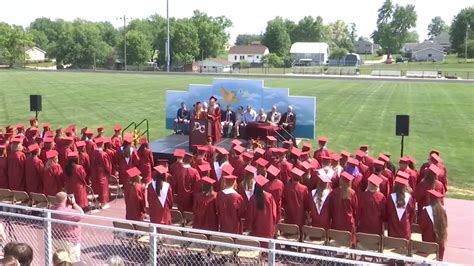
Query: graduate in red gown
xmin=216 ymin=174 xmax=244 ymax=234
xmin=308 ymin=175 xmax=332 ymax=230
xmin=313 ymin=136 xmax=332 ymax=164
xmin=329 ymin=171 xmax=358 ymax=244
xmin=414 ymin=164 xmax=446 ymax=211
xmin=24 ymin=143 xmax=44 ymax=193
xmin=255 ymin=157 xmax=269 ymax=177
xmin=313 ymin=155 xmax=336 ymax=190
xmin=58 ymin=137 xmax=74 ymax=170
xmin=345 ymin=158 xmax=364 ymax=197
xmin=169 ymin=149 xmax=185 ymax=191
xmin=54 ymin=128 xmax=63 ymax=148
xmin=193 ymin=176 xmax=219 ymax=231
xmin=115 ymin=136 xmax=140 ymax=187
xmin=357 ymin=174 xmax=387 ymax=235
xmin=124 ymin=167 xmax=146 ymax=221
xmin=246 ymin=175 xmax=277 ymax=242
xmin=137 ymin=137 xmax=154 ymax=185
xmin=282 ymin=167 xmax=311 ymax=229
xmin=417 ymin=190 xmax=448 ymax=261
xmin=64 ymin=151 xmax=88 ymax=209
xmin=90 ymin=137 xmax=112 ymax=206
xmin=7 ymin=137 xmax=26 ymax=191
xmin=0 ymin=145 xmax=8 ymax=189
xmin=229 ymin=145 xmax=246 ymax=179
xmin=75 ymin=141 xmax=91 ymax=183
xmin=111 ymin=125 xmax=123 ymax=151
xmin=273 ymin=148 xmax=293 ymax=184
xmin=40 ymin=137 xmax=54 ymax=164
xmin=397 ymin=157 xmax=418 ymax=192
xmin=174 ymin=153 xmax=200 ymax=212
xmin=371 ymin=159 xmax=391 ymax=198
xmin=147 ymin=166 xmax=173 ymax=225
xmin=42 ymin=150 xmax=64 ymax=196
xmin=238 ymin=164 xmax=257 ymax=217
xmin=263 ymin=165 xmax=284 ymax=223
xmin=386 ymin=177 xmax=415 ymax=240
xmin=207 ymin=96 xmax=222 ymax=143
xmin=425 ymin=153 xmax=448 ymax=191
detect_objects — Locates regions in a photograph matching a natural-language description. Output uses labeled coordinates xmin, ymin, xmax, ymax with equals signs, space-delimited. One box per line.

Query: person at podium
xmin=192 ymin=102 xmax=206 ymax=120
xmin=207 ymin=96 xmax=222 ymax=143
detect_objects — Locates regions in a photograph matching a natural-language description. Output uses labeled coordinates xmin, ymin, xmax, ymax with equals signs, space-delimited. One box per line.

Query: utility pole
xmin=466 ymin=23 xmax=470 ymax=63
xmin=117 ymin=15 xmax=131 ymax=71
xmin=166 ymin=0 xmax=170 ymax=72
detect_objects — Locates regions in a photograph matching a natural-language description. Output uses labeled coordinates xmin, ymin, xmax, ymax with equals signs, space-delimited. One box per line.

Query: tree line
xmin=0 ymin=3 xmax=472 ymax=68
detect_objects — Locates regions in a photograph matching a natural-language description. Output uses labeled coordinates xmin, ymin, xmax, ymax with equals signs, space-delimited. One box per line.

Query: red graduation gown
xmin=147 ymin=181 xmax=173 ymax=225
xmin=397 ymin=169 xmax=418 ymax=191
xmin=417 ymin=207 xmax=446 ymax=261
xmin=90 ymin=149 xmax=112 ymax=203
xmin=192 ymin=191 xmax=219 ymax=231
xmin=25 ymin=156 xmax=44 ymax=193
xmin=58 ymin=146 xmax=72 ymax=170
xmin=39 ymin=147 xmax=50 ymax=164
xmin=125 ymin=183 xmax=146 ymax=221
xmin=313 ymin=148 xmax=331 ymax=164
xmin=413 ymin=179 xmax=445 ymax=211
xmin=7 ymin=151 xmax=26 ymax=191
xmin=138 ymin=147 xmax=154 ymax=185
xmin=169 ymin=161 xmax=183 ymax=192
xmin=174 ymin=165 xmax=200 ymax=212
xmin=229 ymin=156 xmax=245 ymax=181
xmin=78 ymin=151 xmax=91 ymax=183
xmin=329 ymin=188 xmax=358 ymax=243
xmin=263 ymin=179 xmax=284 ymax=223
xmin=308 ymin=188 xmax=332 ymax=230
xmin=216 ymin=188 xmax=244 ymax=234
xmin=111 ymin=135 xmax=122 ymax=151
xmin=282 ymin=181 xmax=310 ymax=228
xmin=357 ymin=191 xmax=386 ymax=235
xmin=65 ymin=164 xmax=88 ymax=208
xmin=208 ymin=107 xmax=222 ymax=143
xmin=0 ymin=157 xmax=8 ymax=189
xmin=116 ymin=151 xmax=140 ymax=186
xmin=42 ymin=164 xmax=64 ymax=196
xmin=386 ymin=192 xmax=415 ymax=239
xmin=273 ymin=159 xmax=293 ymax=185
xmin=246 ymin=191 xmax=277 ymax=239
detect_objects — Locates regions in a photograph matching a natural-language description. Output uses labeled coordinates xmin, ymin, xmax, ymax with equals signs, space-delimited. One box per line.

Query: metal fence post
xmin=44 ymin=211 xmax=53 ymax=266
xmin=150 ymin=224 xmax=157 ymax=266
xmin=268 ymin=240 xmax=276 ymax=266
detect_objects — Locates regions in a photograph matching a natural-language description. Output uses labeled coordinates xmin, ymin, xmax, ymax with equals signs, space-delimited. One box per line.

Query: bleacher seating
xmin=371 ymin=70 xmax=402 ymax=77
xmin=406 ymin=71 xmax=438 ymax=78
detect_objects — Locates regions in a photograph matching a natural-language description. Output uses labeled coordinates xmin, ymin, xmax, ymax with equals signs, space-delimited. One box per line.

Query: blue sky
xmin=0 ymin=0 xmax=469 ymax=43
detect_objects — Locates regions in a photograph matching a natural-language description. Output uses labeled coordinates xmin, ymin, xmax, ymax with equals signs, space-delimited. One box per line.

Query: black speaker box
xmin=30 ymin=95 xmax=42 ymax=112
xmin=396 ymin=115 xmax=409 ymax=136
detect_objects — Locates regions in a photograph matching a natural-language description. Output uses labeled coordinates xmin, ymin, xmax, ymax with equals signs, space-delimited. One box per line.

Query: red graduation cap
xmin=126 ymin=167 xmax=141 ymax=178
xmin=28 ymin=143 xmax=39 ymax=152
xmin=255 ymin=175 xmax=269 ymax=187
xmin=355 ymin=150 xmax=366 ymax=159
xmin=266 ymin=136 xmax=277 ymax=143
xmin=242 ymin=152 xmax=254 ymax=161
xmin=291 ymin=167 xmax=304 ymax=178
xmin=340 ymin=150 xmax=351 ymax=158
xmin=396 ymin=171 xmax=410 ymax=180
xmin=373 ymin=159 xmax=385 ymax=168
xmin=11 ymin=136 xmax=23 ymax=144
xmin=368 ymin=174 xmax=383 ymax=186
xmin=67 ymin=151 xmax=79 ymax=159
xmin=428 ymin=164 xmax=441 ymax=176
xmin=44 ymin=137 xmax=54 ymax=144
xmin=244 ymin=165 xmax=257 ymax=175
xmin=255 ymin=157 xmax=269 ymax=168
xmin=173 ymin=149 xmax=185 ymax=158
xmin=139 ymin=137 xmax=148 ymax=145
xmin=430 ymin=153 xmax=442 ymax=163
xmin=331 ymin=153 xmax=341 ymax=162
xmin=266 ymin=165 xmax=280 ymax=178
xmin=378 ymin=154 xmax=389 ymax=163
xmin=75 ymin=141 xmax=86 ymax=148
xmin=184 ymin=152 xmax=194 ymax=159
xmin=223 ymin=174 xmax=237 ymax=180
xmin=123 ymin=134 xmax=133 ymax=145
xmin=383 ymin=152 xmax=391 ymax=158
xmin=156 ymin=159 xmax=168 ymax=166
xmin=302 ymin=143 xmax=312 ymax=152
xmin=290 ymin=147 xmax=301 ymax=157
xmin=320 ymin=155 xmax=331 ymax=162
xmin=216 ymin=147 xmax=229 ymax=155
xmin=427 ymin=189 xmax=443 ymax=199
xmin=154 ymin=165 xmax=168 ymax=175
xmin=231 ymin=139 xmax=242 ymax=146
xmin=16 ymin=124 xmax=25 ymax=130
xmin=29 ymin=118 xmax=37 ymax=125
xmin=97 ymin=126 xmax=104 ymax=133
xmin=0 ymin=144 xmax=5 ymax=149
xmin=42 ymin=123 xmax=50 ymax=129
xmin=221 ymin=164 xmax=234 ymax=175
xmin=94 ymin=137 xmax=105 ymax=145
xmin=430 ymin=149 xmax=440 ymax=156
xmin=406 ymin=155 xmax=416 ymax=164
xmin=394 ymin=177 xmax=409 ymax=186
xmin=359 ymin=145 xmax=368 ymax=152
xmin=318 ymin=174 xmax=332 ymax=183
xmin=233 ymin=145 xmax=245 ymax=154
xmin=299 ymin=151 xmax=309 ymax=158
xmin=85 ymin=130 xmax=94 ymax=136
xmin=341 ymin=171 xmax=355 ymax=182
xmin=254 ymin=147 xmax=265 ymax=156
xmin=201 ymin=176 xmax=216 ymax=185
xmin=63 ymin=136 xmax=74 ymax=143
xmin=318 ymin=136 xmax=328 ymax=144
xmin=113 ymin=125 xmax=122 ymax=132
xmin=399 ymin=157 xmax=410 ymax=164
xmin=282 ymin=140 xmax=293 ymax=148
xmin=55 ymin=128 xmax=63 ymax=134
xmin=347 ymin=158 xmax=359 ymax=166
xmin=198 ymin=164 xmax=212 ymax=173
xmin=103 ymin=137 xmax=111 ymax=144
xmin=46 ymin=150 xmax=58 ymax=159
xmin=300 ymin=161 xmax=313 ymax=171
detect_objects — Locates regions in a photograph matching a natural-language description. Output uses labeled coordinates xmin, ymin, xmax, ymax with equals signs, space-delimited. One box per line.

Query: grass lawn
xmin=0 ymin=70 xmax=472 ymax=199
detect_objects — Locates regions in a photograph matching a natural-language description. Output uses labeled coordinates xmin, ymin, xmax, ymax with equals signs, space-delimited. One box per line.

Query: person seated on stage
xmin=257 ymin=108 xmax=267 ymax=123
xmin=235 ymin=106 xmax=245 ymax=138
xmin=266 ymin=105 xmax=281 ymax=126
xmin=221 ymin=105 xmax=236 ymax=138
xmin=174 ymin=102 xmax=190 ymax=135
xmin=242 ymin=105 xmax=257 ymax=125
xmin=279 ymin=106 xmax=296 ymax=133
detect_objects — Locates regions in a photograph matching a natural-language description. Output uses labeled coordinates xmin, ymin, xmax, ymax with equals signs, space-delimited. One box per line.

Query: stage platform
xmin=149 ymin=134 xmax=249 ymax=162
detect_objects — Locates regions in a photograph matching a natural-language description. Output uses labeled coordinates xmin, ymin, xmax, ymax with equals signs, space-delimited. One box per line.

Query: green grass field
xmin=0 ymin=70 xmax=472 ymax=199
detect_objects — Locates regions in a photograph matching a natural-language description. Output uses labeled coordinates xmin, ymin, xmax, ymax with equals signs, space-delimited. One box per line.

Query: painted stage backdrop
xmin=165 ymin=79 xmax=316 ymax=139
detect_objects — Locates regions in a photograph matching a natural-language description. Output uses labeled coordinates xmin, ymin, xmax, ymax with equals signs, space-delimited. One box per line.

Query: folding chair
xmin=170 ymin=209 xmax=183 ymax=227
xmin=209 ymin=235 xmax=235 ymax=263
xmin=327 ymin=229 xmax=352 ymax=249
xmin=134 ymin=224 xmax=152 ymax=249
xmin=302 ymin=225 xmax=326 ymax=246
xmin=12 ymin=191 xmax=30 ymax=206
xmin=184 ymin=232 xmax=209 ymax=259
xmin=108 ymin=175 xmax=123 ymax=199
xmin=382 ymin=236 xmax=409 ymax=256
xmin=47 ymin=195 xmax=57 ymax=207
xmin=85 ymin=185 xmax=99 ymax=209
xmin=112 ymin=221 xmax=136 ymax=246
xmin=355 ymin=232 xmax=381 ymax=252
xmin=29 ymin=193 xmax=49 ymax=209
xmin=235 ymin=238 xmax=261 ymax=264
xmin=411 ymin=240 xmax=439 ymax=261
xmin=410 ymin=223 xmax=422 ymax=242
xmin=275 ymin=223 xmax=300 ymax=242
xmin=159 ymin=228 xmax=184 ymax=254
xmin=182 ymin=211 xmax=194 ymax=228
xmin=0 ymin=189 xmax=13 ymax=204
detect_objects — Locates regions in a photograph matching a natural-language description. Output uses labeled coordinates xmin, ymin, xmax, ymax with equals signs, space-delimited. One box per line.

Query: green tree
xmin=162 ymin=18 xmax=200 ymax=66
xmin=262 ymin=17 xmax=291 ymax=57
xmin=328 ymin=20 xmax=353 ymax=51
xmin=97 ymin=22 xmax=120 ymax=48
xmin=291 ymin=16 xmax=328 ymax=43
xmin=329 ymin=48 xmax=348 ymax=59
xmin=349 ymin=23 xmax=357 ymax=44
xmin=122 ymin=30 xmax=151 ymax=65
xmin=0 ymin=23 xmax=33 ymax=67
xmin=428 ymin=16 xmax=449 ymax=39
xmin=466 ymin=39 xmax=474 ymax=58
xmin=191 ymin=10 xmax=232 ymax=59
xmin=405 ymin=30 xmax=420 ymax=43
xmin=372 ymin=0 xmax=417 ymax=58
xmin=235 ymin=34 xmax=262 ymax=45
xmin=262 ymin=53 xmax=283 ymax=67
xmin=450 ymin=7 xmax=474 ymax=55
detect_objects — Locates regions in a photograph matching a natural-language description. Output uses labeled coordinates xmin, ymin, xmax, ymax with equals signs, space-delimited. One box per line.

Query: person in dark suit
xmin=279 ymin=106 xmax=296 ymax=145
xmin=221 ymin=105 xmax=236 ymax=138
xmin=174 ymin=102 xmax=190 ymax=134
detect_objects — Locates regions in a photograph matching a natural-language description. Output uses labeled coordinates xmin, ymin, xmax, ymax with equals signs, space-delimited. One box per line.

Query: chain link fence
xmin=0 ymin=204 xmax=452 ymax=265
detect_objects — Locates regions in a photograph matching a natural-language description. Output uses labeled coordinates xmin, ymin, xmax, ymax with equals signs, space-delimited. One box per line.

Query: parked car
xmin=396 ymin=56 xmax=405 ymax=63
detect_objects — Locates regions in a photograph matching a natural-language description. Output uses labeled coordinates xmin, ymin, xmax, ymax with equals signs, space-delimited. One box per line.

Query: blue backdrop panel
xmin=165 ymin=78 xmax=317 ymax=139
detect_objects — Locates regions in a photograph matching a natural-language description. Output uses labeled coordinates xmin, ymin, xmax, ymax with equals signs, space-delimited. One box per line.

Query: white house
xmin=412 ymin=47 xmax=445 ymax=62
xmin=228 ymin=45 xmax=269 ymax=64
xmin=197 ymin=58 xmax=232 ymax=73
xmin=290 ymin=42 xmax=329 ymax=66
xmin=355 ymin=39 xmax=380 ymax=54
xmin=25 ymin=47 xmax=46 ymax=62
xmin=432 ymin=32 xmax=451 ymax=53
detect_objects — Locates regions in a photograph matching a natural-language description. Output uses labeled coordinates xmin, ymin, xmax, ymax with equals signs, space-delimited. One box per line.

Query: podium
xmin=189 ymin=119 xmax=208 ymax=150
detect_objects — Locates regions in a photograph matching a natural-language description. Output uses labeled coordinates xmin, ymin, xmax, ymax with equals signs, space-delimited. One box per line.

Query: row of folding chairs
xmin=275 ymin=223 xmax=439 ymax=261
xmin=112 ymin=221 xmax=262 ymax=264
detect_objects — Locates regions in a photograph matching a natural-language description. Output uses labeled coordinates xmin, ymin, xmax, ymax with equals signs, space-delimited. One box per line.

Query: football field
xmin=0 ymin=70 xmax=472 ymax=199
